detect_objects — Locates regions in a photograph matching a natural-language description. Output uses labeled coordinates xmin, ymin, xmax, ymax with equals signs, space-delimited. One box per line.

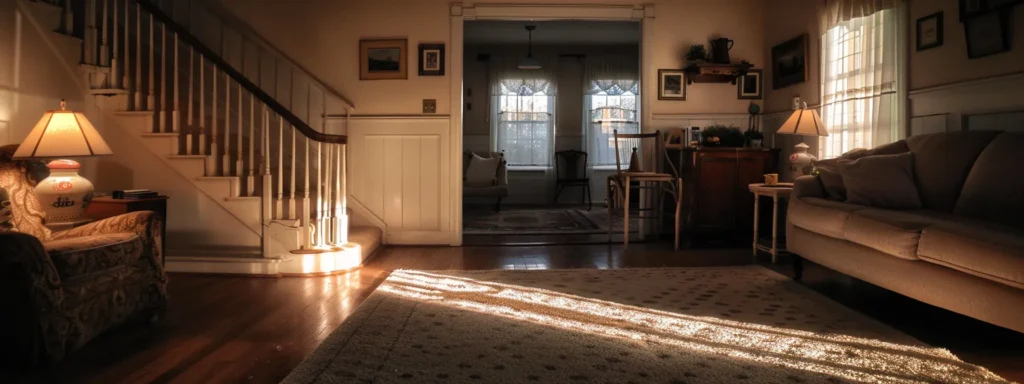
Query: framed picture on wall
xmin=771 ymin=34 xmax=809 ymax=90
xmin=916 ymin=12 xmax=944 ymax=51
xmin=658 ymin=69 xmax=686 ymax=100
xmin=964 ymin=11 xmax=1010 ymax=58
xmin=737 ymin=69 xmax=763 ymax=100
xmin=418 ymin=43 xmax=445 ymax=76
xmin=359 ymin=39 xmax=407 ymax=80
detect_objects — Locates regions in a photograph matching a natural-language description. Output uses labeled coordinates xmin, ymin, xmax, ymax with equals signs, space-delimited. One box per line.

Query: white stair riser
xmin=165 ymin=157 xmax=206 ymax=178
xmin=139 ymin=135 xmax=178 ymax=155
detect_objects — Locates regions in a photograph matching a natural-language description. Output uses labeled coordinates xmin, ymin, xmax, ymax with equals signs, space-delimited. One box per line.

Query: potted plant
xmin=702 ymin=125 xmax=745 ymax=147
xmin=744 ymin=129 xmax=764 ymax=148
xmin=686 ymin=44 xmax=708 ymax=64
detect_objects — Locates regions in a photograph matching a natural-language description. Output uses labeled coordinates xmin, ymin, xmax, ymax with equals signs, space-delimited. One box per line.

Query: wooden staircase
xmin=19 ymin=0 xmax=383 ymax=275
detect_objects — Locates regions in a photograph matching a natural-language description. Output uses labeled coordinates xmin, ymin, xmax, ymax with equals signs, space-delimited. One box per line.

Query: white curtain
xmin=819 ymin=5 xmax=902 ymax=159
xmin=489 ymin=55 xmax=558 ymax=167
xmin=582 ymin=54 xmax=639 ymax=168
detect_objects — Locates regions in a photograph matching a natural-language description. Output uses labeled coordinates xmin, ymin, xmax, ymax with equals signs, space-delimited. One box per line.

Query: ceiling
xmin=464 ymin=20 xmax=640 ymax=45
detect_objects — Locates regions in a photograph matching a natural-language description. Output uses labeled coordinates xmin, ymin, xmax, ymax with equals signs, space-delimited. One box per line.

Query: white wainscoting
xmin=909 ymin=72 xmax=1024 ymax=132
xmin=964 ymin=110 xmax=1024 ymax=133
xmin=347 ymin=116 xmax=452 ymax=245
xmin=909 ymin=114 xmax=949 ymax=136
xmin=649 ymin=113 xmax=751 ymax=133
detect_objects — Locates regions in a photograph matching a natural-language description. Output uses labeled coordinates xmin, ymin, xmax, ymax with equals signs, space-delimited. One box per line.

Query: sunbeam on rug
xmin=283 ymin=267 xmax=1012 ymax=384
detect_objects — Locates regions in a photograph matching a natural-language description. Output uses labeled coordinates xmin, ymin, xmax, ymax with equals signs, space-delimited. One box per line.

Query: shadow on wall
xmin=93 ymin=158 xmax=133 ymax=191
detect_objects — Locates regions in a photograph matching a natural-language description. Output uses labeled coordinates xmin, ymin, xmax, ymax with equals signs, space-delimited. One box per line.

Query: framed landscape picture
xmin=771 ymin=34 xmax=809 ymax=90
xmin=418 ymin=43 xmax=445 ymax=76
xmin=737 ymin=69 xmax=763 ymax=100
xmin=964 ymin=11 xmax=1010 ymax=58
xmin=360 ymin=39 xmax=407 ymax=80
xmin=916 ymin=12 xmax=943 ymax=51
xmin=658 ymin=69 xmax=686 ymax=100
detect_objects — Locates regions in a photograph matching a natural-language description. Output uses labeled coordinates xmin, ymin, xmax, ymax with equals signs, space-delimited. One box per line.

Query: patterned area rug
xmin=283 ymin=267 xmax=1010 ymax=384
xmin=463 ymin=207 xmax=638 ymax=235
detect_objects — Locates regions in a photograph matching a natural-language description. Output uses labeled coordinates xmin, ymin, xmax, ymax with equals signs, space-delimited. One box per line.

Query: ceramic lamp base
xmin=788 ymin=142 xmax=817 ymax=177
xmin=34 ymin=159 xmax=94 ymax=223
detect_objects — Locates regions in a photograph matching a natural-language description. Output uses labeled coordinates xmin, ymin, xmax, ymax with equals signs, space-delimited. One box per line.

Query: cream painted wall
xmin=218 ymin=0 xmax=766 ymax=117
xmin=909 ymin=1 xmax=1024 ymax=90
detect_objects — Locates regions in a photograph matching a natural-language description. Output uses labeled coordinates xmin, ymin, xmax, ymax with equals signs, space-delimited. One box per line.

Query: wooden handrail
xmin=134 ymin=0 xmax=346 ymax=144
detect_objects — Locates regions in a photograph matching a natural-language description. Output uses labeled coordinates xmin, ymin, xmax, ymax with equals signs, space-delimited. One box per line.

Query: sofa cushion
xmin=788 ymin=197 xmax=870 ymax=239
xmin=954 ymin=133 xmax=1024 ymax=231
xmin=812 ymin=141 xmax=908 ymax=201
xmin=844 ymin=209 xmax=943 ymax=260
xmin=44 ymin=232 xmax=143 ymax=281
xmin=918 ymin=221 xmax=1024 ymax=289
xmin=465 ymin=154 xmax=499 ymax=187
xmin=839 ymin=152 xmax=921 ymax=210
xmin=905 ymin=131 xmax=1000 ymax=212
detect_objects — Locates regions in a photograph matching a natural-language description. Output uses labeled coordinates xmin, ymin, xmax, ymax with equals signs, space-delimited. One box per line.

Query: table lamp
xmin=776 ymin=102 xmax=827 ymax=176
xmin=13 ymin=100 xmax=112 ymax=223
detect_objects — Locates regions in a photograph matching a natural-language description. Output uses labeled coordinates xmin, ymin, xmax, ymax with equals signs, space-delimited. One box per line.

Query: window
xmin=585 ymin=80 xmax=639 ymax=167
xmin=819 ymin=7 xmax=902 ymax=159
xmin=495 ymin=87 xmax=552 ymax=167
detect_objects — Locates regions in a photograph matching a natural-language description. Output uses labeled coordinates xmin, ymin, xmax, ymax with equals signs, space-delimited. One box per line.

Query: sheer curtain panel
xmin=490 ymin=55 xmax=558 ymax=167
xmin=583 ymin=54 xmax=640 ymax=167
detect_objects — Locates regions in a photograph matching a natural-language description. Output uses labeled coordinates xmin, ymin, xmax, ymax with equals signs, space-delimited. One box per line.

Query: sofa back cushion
xmin=0 ymin=145 xmax=52 ymax=241
xmin=905 ymin=131 xmax=1001 ymax=212
xmin=955 ymin=132 xmax=1024 ymax=230
xmin=839 ymin=152 xmax=921 ymax=210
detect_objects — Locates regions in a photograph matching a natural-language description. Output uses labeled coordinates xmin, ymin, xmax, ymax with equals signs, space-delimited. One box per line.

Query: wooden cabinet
xmin=666 ymin=148 xmax=780 ymax=236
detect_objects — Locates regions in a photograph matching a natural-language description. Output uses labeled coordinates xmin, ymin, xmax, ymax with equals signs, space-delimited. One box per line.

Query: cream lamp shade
xmin=13 ymin=100 xmax=112 ymax=159
xmin=776 ymin=102 xmax=828 ymax=137
xmin=776 ymin=102 xmax=827 ymax=177
xmin=13 ymin=100 xmax=112 ymax=224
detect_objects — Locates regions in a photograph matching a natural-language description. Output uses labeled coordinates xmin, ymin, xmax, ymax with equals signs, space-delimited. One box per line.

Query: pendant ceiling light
xmin=518 ymin=25 xmax=541 ymax=70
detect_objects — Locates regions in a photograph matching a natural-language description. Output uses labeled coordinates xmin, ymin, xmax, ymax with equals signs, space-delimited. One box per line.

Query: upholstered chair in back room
xmin=0 ymin=144 xmax=168 ymax=367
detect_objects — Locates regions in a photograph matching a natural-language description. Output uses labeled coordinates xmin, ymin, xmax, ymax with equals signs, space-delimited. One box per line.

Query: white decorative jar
xmin=788 ymin=142 xmax=817 ymax=176
xmin=34 ymin=159 xmax=94 ymax=223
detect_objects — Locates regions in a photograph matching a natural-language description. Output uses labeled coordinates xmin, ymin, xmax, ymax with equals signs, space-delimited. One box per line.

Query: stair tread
xmin=115 ymin=110 xmax=156 ymax=115
xmin=167 ymin=154 xmax=208 ymax=159
xmin=141 ymin=132 xmax=179 ymax=137
xmin=89 ymin=88 xmax=127 ymax=95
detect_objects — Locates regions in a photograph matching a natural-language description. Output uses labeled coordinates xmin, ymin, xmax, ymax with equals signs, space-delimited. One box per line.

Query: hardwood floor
xmin=7 ymin=243 xmax=1023 ymax=383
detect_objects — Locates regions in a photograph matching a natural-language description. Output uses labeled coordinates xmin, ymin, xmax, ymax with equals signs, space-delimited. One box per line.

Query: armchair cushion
xmin=44 ymin=233 xmax=143 ymax=281
xmin=465 ymin=154 xmax=500 ymax=187
xmin=52 ymin=210 xmax=165 ymax=267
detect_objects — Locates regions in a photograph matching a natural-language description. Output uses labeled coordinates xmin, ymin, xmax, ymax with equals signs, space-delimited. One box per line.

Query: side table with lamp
xmin=775 ymin=101 xmax=828 ymax=177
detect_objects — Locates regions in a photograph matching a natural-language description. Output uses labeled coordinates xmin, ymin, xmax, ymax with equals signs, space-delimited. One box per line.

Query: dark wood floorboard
xmin=6 ymin=243 xmax=1023 ymax=383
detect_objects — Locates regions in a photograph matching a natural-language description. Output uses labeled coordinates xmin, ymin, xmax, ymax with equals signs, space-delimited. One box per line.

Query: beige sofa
xmin=787 ymin=131 xmax=1024 ymax=333
xmin=463 ymin=151 xmax=509 ymax=212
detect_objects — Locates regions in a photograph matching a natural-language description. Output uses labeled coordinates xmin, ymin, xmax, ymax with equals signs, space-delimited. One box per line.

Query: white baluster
xmin=122 ymin=0 xmax=129 ymax=94
xmin=159 ymin=23 xmax=167 ymax=132
xmin=302 ymin=136 xmax=311 ymax=248
xmin=276 ymin=116 xmax=284 ymax=219
xmin=324 ymin=144 xmax=333 ymax=245
xmin=248 ymin=91 xmax=256 ymax=195
xmin=100 ymin=0 xmax=109 ymax=68
xmin=172 ymin=33 xmax=179 ymax=133
xmin=262 ymin=108 xmax=273 ymax=228
xmin=315 ymin=142 xmax=323 ymax=247
xmin=223 ymin=73 xmax=232 ymax=178
xmin=111 ymin=0 xmax=119 ymax=89
xmin=288 ymin=119 xmax=296 ymax=220
xmin=208 ymin=67 xmax=218 ymax=176
xmin=83 ymin=0 xmax=97 ymax=66
xmin=199 ymin=56 xmax=206 ymax=155
xmin=338 ymin=143 xmax=347 ymax=244
xmin=185 ymin=46 xmax=194 ymax=154
xmin=134 ymin=3 xmax=142 ymax=110
xmin=146 ymin=14 xmax=155 ymax=110
xmin=61 ymin=0 xmax=73 ymax=35
xmin=236 ymin=83 xmax=243 ymax=177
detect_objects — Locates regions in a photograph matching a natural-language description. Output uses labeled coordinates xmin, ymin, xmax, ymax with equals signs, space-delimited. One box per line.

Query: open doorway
xmin=460 ymin=20 xmax=641 ymax=244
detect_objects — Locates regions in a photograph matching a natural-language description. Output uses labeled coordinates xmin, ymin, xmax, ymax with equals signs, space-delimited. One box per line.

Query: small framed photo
xmin=959 ymin=0 xmax=987 ymax=21
xmin=964 ymin=11 xmax=1010 ymax=58
xmin=359 ymin=39 xmax=407 ymax=80
xmin=658 ymin=69 xmax=686 ymax=101
xmin=737 ymin=69 xmax=763 ymax=100
xmin=916 ymin=12 xmax=943 ymax=51
xmin=418 ymin=43 xmax=445 ymax=76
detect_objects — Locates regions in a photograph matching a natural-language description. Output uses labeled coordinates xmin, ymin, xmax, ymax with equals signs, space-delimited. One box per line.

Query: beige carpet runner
xmin=284 ymin=267 xmax=1011 ymax=384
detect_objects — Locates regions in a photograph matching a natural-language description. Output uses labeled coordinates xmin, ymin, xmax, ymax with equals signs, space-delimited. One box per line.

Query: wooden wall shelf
xmin=684 ymin=63 xmax=753 ymax=84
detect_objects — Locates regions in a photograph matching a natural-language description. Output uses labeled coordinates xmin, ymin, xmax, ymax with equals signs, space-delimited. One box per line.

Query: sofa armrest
xmin=0 ymin=231 xmax=67 ymax=365
xmin=51 ymin=211 xmax=164 ymax=266
xmin=496 ymin=160 xmax=508 ymax=187
xmin=792 ymin=175 xmax=826 ymax=199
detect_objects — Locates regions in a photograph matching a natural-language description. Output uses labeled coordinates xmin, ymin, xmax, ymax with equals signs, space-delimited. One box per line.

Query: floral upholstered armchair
xmin=0 ymin=145 xmax=167 ymax=367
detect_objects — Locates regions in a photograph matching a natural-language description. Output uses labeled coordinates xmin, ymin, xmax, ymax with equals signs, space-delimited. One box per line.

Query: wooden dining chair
xmin=553 ymin=150 xmax=592 ymax=210
xmin=607 ymin=130 xmax=684 ymax=250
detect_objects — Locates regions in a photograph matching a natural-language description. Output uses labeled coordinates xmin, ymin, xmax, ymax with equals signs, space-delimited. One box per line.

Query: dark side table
xmin=87 ymin=196 xmax=169 ymax=263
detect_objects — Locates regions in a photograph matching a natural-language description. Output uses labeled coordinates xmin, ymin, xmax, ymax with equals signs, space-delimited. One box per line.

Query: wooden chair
xmin=553 ymin=150 xmax=592 ymax=210
xmin=606 ymin=130 xmax=683 ymax=250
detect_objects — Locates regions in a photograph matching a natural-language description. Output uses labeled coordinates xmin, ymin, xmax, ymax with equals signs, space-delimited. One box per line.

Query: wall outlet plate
xmin=792 ymin=97 xmax=801 ymax=110
xmin=423 ymin=99 xmax=437 ymax=114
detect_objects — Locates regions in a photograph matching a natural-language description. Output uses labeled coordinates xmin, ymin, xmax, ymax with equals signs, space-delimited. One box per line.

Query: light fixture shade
xmin=13 ymin=107 xmax=113 ymax=158
xmin=777 ymin=107 xmax=828 ymax=137
xmin=517 ymin=56 xmax=542 ymax=70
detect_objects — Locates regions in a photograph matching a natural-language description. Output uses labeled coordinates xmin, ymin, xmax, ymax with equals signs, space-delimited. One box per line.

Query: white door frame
xmin=448 ymin=3 xmax=655 ymax=245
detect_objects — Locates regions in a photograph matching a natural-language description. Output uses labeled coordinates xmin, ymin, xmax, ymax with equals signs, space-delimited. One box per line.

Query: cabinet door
xmin=734 ymin=155 xmax=769 ymax=234
xmin=693 ymin=155 xmax=738 ymax=230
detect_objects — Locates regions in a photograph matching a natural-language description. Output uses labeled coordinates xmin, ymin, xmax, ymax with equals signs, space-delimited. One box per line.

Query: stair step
xmin=167 ymin=154 xmax=208 ymax=159
xmin=225 ymin=196 xmax=261 ymax=202
xmin=80 ymin=63 xmax=111 ymax=73
xmin=89 ymin=88 xmax=127 ymax=96
xmin=167 ymin=246 xmax=263 ymax=259
xmin=115 ymin=110 xmax=155 ymax=116
xmin=141 ymin=132 xmax=179 ymax=138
